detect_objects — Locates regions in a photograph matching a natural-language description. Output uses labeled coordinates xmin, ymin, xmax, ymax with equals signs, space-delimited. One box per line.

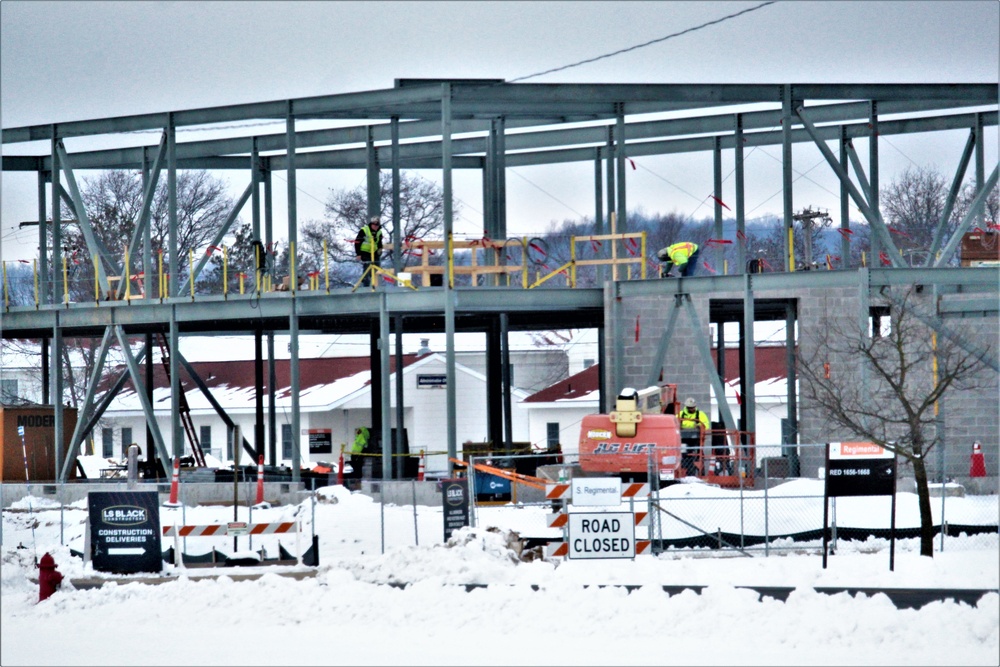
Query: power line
xmin=508 ymin=1 xmax=779 ymax=83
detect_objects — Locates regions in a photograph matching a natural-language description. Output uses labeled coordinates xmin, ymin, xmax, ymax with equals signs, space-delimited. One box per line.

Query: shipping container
xmin=0 ymin=405 xmax=78 ymax=482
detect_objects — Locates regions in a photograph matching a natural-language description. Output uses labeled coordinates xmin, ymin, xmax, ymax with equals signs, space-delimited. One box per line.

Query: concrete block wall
xmin=611 ymin=281 xmax=999 ymax=482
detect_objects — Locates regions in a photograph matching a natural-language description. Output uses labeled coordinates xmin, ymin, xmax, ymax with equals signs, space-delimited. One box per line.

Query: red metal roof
xmin=524 ymin=346 xmax=790 ymax=402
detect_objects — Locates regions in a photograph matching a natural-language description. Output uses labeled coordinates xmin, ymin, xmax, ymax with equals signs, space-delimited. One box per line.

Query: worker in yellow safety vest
xmin=678 ymin=397 xmax=710 ymax=475
xmin=657 ymin=241 xmax=700 ymax=277
xmin=351 ymin=426 xmax=370 ymax=478
xmin=354 ymin=216 xmax=384 ymax=286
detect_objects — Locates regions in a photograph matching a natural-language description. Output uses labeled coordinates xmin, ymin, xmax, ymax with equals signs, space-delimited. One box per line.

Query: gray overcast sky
xmin=2 ymin=1 xmax=998 ymax=260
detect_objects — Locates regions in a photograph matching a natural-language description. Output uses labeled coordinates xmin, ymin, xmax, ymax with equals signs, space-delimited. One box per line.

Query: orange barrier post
xmin=337 ymin=445 xmax=345 ymax=486
xmin=970 ymin=441 xmax=987 ymax=477
xmin=164 ymin=456 xmax=182 ymax=507
xmin=253 ymin=454 xmax=268 ymax=507
xmin=417 ymin=449 xmax=425 ymax=481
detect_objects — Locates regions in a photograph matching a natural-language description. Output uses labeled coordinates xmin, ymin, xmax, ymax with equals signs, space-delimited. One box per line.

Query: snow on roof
xmin=107 ymin=351 xmax=527 ymax=415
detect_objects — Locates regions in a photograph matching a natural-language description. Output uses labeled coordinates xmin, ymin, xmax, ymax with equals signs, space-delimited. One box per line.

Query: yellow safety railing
xmin=2 ymin=229 xmax=676 ymax=309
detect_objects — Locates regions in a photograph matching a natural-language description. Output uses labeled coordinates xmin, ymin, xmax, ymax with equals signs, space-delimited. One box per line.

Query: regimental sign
xmin=568 ymin=512 xmax=636 ymax=560
xmin=417 ymin=374 xmax=447 ymax=389
xmin=571 ymin=477 xmax=621 ymax=506
xmin=88 ymin=491 xmax=162 ymax=574
xmin=441 ymin=478 xmax=470 ymax=541
xmin=826 ymin=441 xmax=896 ymax=497
xmin=307 ymin=429 xmax=333 ymax=454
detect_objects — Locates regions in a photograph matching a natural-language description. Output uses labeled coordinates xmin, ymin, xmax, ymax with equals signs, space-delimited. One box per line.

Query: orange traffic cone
xmin=417 ymin=449 xmax=425 ymax=481
xmin=253 ymin=455 xmax=269 ymax=508
xmin=969 ymin=441 xmax=987 ymax=477
xmin=163 ymin=456 xmax=181 ymax=507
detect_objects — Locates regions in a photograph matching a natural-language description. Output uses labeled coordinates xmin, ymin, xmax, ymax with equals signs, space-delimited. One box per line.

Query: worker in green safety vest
xmin=351 ymin=426 xmax=370 ymax=478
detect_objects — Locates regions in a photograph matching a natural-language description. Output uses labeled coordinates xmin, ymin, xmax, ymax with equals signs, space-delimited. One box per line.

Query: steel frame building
xmin=2 ymin=80 xmax=998 ymax=483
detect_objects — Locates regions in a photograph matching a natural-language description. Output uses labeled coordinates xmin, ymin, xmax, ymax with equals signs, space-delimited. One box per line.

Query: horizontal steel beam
xmin=3 ymin=268 xmax=994 ymax=339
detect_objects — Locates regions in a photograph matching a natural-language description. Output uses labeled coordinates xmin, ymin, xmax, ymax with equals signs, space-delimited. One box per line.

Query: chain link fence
xmin=465 ymin=444 xmax=998 ymax=556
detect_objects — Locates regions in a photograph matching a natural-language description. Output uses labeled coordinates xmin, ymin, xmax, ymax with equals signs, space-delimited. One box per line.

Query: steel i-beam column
xmin=486 ymin=317 xmax=503 ymax=450
xmin=170 ymin=307 xmax=182 ymax=458
xmin=394 ymin=314 xmax=405 ymax=469
xmin=51 ymin=131 xmax=61 ymax=305
xmin=784 ymin=301 xmax=798 ymax=476
xmin=495 ymin=116 xmax=507 ymax=239
xmin=37 ymin=170 xmax=48 ymax=304
xmin=975 ymin=112 xmax=985 ymax=229
xmin=268 ymin=332 xmax=276 ymax=466
xmin=167 ymin=114 xmax=178 ymax=297
xmin=606 ymin=127 xmax=615 ymax=254
xmin=615 ymin=104 xmax=627 ymax=235
xmin=782 ymin=86 xmax=794 ymax=272
xmin=379 ymin=294 xmax=391 ymax=480
xmin=839 ymin=128 xmax=851 ymax=268
xmin=52 ymin=314 xmax=63 ymax=480
xmin=142 ymin=148 xmax=153 ymax=299
xmin=286 ymin=103 xmax=298 ymax=273
xmin=290 ymin=306 xmax=301 ymax=482
xmin=735 ymin=114 xmax=746 ymax=274
xmin=391 ymin=117 xmax=402 ymax=274
xmin=500 ymin=313 xmax=513 ymax=451
xmin=367 ymin=127 xmax=379 ymax=219
xmin=442 ymin=83 xmax=458 ymax=472
xmin=741 ymin=274 xmax=757 ymax=440
xmin=868 ymin=101 xmax=881 ymax=267
xmin=255 ymin=326 xmax=264 ymax=463
xmin=713 ymin=136 xmax=723 ymax=273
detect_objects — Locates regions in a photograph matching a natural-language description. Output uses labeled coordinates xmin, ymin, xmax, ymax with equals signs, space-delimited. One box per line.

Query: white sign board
xmin=570 ymin=477 xmax=622 ymax=506
xmin=568 ymin=512 xmax=636 ymax=559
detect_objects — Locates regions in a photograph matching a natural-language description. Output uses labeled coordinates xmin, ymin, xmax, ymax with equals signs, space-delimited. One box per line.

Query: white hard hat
xmin=684 ymin=397 xmax=696 ymax=408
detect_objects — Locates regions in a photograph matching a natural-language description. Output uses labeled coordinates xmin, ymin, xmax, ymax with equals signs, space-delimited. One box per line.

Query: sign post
xmin=823 ymin=442 xmax=897 ymax=570
xmin=87 ymin=491 xmax=163 ymax=574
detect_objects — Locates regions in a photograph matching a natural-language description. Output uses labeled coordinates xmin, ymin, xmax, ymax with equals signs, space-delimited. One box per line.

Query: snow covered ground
xmin=1 ymin=482 xmax=997 ymax=666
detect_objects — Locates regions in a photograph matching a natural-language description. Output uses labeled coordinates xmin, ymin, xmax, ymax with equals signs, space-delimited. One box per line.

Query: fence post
xmin=412 ymin=479 xmax=419 ymax=546
xmin=764 ymin=457 xmax=770 ymax=557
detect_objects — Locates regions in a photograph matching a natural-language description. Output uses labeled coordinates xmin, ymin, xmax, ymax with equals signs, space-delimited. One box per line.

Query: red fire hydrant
xmin=38 ymin=552 xmax=64 ymax=602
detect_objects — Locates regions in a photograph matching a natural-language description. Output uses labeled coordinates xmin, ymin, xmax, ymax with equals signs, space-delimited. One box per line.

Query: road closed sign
xmin=568 ymin=512 xmax=635 ymax=559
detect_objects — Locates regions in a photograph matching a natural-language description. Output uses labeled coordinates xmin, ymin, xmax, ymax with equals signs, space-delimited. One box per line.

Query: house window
xmin=546 ymin=422 xmax=560 ymax=450
xmin=0 ymin=379 xmax=18 ymax=402
xmin=102 ymin=428 xmax=114 ymax=458
xmin=583 ymin=358 xmax=595 ymax=369
xmin=120 ymin=427 xmax=133 ymax=457
xmin=282 ymin=424 xmax=293 ymax=460
xmin=200 ymin=425 xmax=212 ymax=458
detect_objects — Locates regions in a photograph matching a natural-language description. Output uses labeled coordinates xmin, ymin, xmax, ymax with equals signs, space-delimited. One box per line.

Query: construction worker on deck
xmin=678 ymin=397 xmax=710 ymax=475
xmin=657 ymin=241 xmax=700 ymax=277
xmin=354 ymin=216 xmax=384 ymax=287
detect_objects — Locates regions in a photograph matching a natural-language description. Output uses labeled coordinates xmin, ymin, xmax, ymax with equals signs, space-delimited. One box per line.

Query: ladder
xmin=156 ymin=333 xmax=207 ymax=467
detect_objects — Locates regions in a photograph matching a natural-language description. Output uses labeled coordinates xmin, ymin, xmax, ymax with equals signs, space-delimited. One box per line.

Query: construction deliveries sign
xmin=88 ymin=491 xmax=162 ymax=574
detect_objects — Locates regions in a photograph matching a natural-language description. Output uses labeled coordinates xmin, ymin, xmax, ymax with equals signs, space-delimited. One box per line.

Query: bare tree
xmin=880 ymin=165 xmax=999 ymax=265
xmin=298 ymin=171 xmax=454 ymax=286
xmin=55 ymin=170 xmax=236 ymax=299
xmin=797 ymin=285 xmax=994 ymax=556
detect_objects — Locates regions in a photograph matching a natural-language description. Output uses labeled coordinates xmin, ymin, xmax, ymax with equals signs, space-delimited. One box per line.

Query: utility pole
xmin=792 ymin=207 xmax=831 ymax=270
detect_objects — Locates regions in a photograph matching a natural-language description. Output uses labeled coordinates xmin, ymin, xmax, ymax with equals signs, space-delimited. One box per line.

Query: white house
xmin=101 ymin=349 xmax=537 ymax=476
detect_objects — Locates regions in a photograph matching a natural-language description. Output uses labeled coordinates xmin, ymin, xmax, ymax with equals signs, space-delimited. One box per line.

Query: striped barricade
xmin=163 ymin=521 xmax=302 ymax=566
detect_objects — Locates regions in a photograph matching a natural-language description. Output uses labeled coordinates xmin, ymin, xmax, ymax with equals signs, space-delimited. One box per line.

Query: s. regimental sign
xmin=825 ymin=441 xmax=896 ymax=497
xmin=88 ymin=491 xmax=163 ymax=574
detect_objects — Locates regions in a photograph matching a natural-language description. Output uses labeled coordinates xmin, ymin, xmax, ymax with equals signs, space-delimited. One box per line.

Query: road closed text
xmin=568 ymin=512 xmax=636 ymax=559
